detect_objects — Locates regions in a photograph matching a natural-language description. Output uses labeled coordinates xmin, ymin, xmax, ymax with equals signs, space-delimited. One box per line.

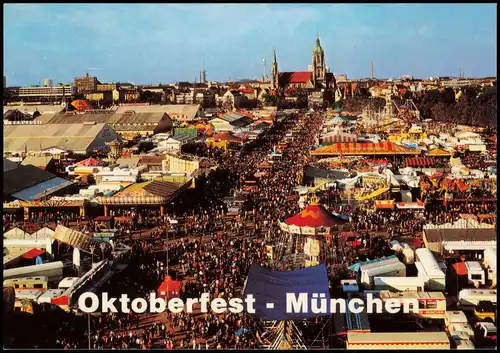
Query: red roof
xmin=157 ymin=276 xmax=183 ymax=299
xmin=279 ymin=71 xmax=312 ymax=84
xmin=76 ymin=157 xmax=105 ymax=167
xmin=211 ymin=132 xmax=242 ymax=143
xmin=23 ymin=248 xmax=45 ymax=259
xmin=405 ymin=157 xmax=436 ymax=167
xmin=453 ymin=262 xmax=468 ymax=276
xmin=239 ymin=88 xmax=254 ymax=94
xmin=285 ymin=203 xmax=345 ymax=228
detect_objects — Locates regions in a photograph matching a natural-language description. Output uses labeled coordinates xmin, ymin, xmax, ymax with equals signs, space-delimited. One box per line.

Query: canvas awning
xmin=22 ymin=248 xmax=46 ymax=259
xmin=405 ymin=157 xmax=436 ymax=168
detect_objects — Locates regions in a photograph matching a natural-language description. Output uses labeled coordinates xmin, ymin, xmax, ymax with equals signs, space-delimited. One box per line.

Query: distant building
xmin=17 ymin=85 xmax=74 ymax=102
xmin=74 ymin=74 xmax=98 ymax=94
xmin=97 ymin=83 xmax=118 ymax=92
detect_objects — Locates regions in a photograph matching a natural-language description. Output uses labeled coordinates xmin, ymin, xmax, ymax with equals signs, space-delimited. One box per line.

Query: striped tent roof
xmin=405 ymin=157 xmax=436 ymax=167
xmin=320 ymin=134 xmax=357 ymax=144
xmin=311 ymin=141 xmax=419 ymax=156
xmin=285 ymin=202 xmax=346 ymax=228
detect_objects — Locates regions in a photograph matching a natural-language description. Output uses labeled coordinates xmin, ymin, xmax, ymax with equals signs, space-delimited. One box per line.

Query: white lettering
xmin=101 ymin=292 xmax=118 ymax=313
xmin=228 ymin=298 xmax=244 ymax=314
xmin=348 ymin=298 xmax=364 ymax=314
xmin=199 ymin=293 xmax=210 ymax=313
xmin=120 ymin=294 xmax=130 ymax=313
xmin=131 ymin=298 xmax=147 ymax=313
xmin=330 ymin=298 xmax=347 ymax=313
xmin=168 ymin=298 xmax=184 ymax=313
xmin=366 ymin=293 xmax=383 ymax=314
xmin=286 ymin=293 xmax=308 ymax=313
xmin=245 ymin=294 xmax=256 ymax=314
xmin=185 ymin=298 xmax=198 ymax=313
xmin=311 ymin=293 xmax=328 ymax=314
xmin=78 ymin=292 xmax=99 ymax=313
xmin=385 ymin=299 xmax=400 ymax=314
xmin=211 ymin=298 xmax=227 ymax=314
xmin=149 ymin=293 xmax=166 ymax=313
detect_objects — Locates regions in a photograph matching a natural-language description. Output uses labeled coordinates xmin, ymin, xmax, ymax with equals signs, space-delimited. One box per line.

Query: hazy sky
xmin=3 ymin=3 xmax=497 ymax=86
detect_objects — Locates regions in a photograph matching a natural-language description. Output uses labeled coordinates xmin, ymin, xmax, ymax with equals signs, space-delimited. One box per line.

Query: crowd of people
xmin=4 ymin=109 xmax=497 ymax=349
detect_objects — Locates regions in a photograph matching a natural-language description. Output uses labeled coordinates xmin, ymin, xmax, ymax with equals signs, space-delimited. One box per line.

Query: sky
xmin=3 ymin=3 xmax=497 ymax=86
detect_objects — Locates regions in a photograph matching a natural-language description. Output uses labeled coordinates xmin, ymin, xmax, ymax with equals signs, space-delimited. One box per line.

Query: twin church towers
xmin=270 ymin=35 xmax=334 ymax=91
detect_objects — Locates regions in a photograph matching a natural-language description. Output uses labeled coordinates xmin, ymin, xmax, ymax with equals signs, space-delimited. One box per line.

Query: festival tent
xmin=311 ymin=141 xmax=419 ymax=156
xmin=243 ymin=264 xmax=330 ymax=320
xmin=284 ymin=202 xmax=346 ymax=228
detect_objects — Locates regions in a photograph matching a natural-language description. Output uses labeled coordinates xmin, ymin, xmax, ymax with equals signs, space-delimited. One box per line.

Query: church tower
xmin=312 ymin=35 xmax=326 ymax=86
xmin=271 ymin=48 xmax=279 ymax=90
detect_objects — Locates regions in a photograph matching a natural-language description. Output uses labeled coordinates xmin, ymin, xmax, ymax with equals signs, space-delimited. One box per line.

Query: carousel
xmin=277 ymin=196 xmax=347 ymax=269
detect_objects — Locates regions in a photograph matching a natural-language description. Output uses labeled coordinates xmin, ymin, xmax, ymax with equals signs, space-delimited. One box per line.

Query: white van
xmin=458 ymin=289 xmax=497 ymax=310
xmin=465 ymin=261 xmax=485 ymax=288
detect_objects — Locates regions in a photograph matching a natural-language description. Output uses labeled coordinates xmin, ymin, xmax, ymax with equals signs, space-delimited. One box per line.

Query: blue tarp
xmin=243 ymin=264 xmax=330 ymax=321
xmin=348 ymin=255 xmax=397 ymax=272
xmin=11 ymin=177 xmax=73 ymax=201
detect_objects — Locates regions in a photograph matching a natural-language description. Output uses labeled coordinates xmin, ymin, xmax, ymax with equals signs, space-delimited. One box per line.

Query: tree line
xmin=341 ymin=86 xmax=497 ymax=129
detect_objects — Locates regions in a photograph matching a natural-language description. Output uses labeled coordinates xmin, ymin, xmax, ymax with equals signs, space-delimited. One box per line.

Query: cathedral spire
xmin=271 ymin=47 xmax=279 ymax=90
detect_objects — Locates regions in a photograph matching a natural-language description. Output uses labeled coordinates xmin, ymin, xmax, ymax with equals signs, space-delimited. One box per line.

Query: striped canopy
xmin=405 ymin=157 xmax=436 ymax=167
xmin=312 ymin=141 xmax=419 ymax=156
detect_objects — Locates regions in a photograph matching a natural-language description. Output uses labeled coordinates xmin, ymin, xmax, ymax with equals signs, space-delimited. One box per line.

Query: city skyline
xmin=4 ymin=3 xmax=497 ymax=86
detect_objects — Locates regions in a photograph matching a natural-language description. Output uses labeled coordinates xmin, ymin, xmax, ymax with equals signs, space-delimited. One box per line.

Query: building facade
xmin=74 ymin=74 xmax=98 ymax=94
xmin=18 ymin=85 xmax=75 ymax=102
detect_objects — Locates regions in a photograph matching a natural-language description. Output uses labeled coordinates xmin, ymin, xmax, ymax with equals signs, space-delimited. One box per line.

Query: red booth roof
xmin=23 ymin=248 xmax=46 ymax=259
xmin=285 ymin=203 xmax=345 ymax=228
xmin=76 ymin=157 xmax=105 ymax=166
xmin=453 ymin=262 xmax=468 ymax=276
xmin=157 ymin=276 xmax=183 ymax=298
